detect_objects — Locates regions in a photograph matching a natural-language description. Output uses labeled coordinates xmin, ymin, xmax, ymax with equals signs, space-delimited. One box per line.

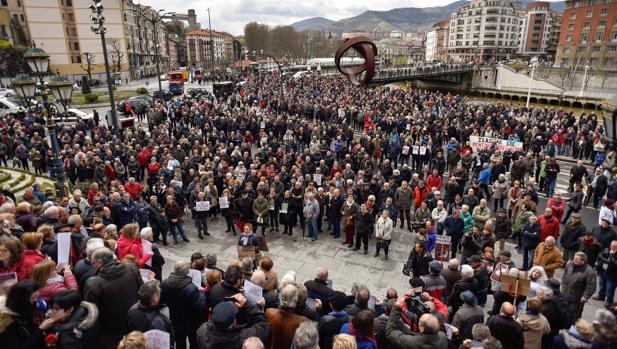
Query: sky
xmin=139 ymin=0 xmax=562 ymax=35
xmin=138 ymin=0 xmax=467 ymax=35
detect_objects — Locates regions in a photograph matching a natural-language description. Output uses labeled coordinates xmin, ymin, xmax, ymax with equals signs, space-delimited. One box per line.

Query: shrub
xmin=84 ymin=93 xmax=99 ymax=103
xmin=136 ymin=87 xmax=148 ymax=95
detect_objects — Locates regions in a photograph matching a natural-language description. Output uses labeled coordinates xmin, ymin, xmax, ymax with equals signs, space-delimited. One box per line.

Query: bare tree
xmin=107 ymin=38 xmax=124 ymax=73
xmin=80 ymin=52 xmax=96 ymax=81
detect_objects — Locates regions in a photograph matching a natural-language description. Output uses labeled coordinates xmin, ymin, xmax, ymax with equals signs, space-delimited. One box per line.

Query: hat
xmin=212 ymin=301 xmax=238 ymax=329
xmin=329 ymin=291 xmax=348 ymax=311
xmin=499 ymin=250 xmax=512 ymax=258
xmin=571 ymin=213 xmax=582 ymax=219
xmin=429 ymin=261 xmax=442 ymax=274
xmin=408 ymin=278 xmax=426 ymax=293
xmin=545 ymin=278 xmax=561 ymax=291
xmin=469 ymin=255 xmax=482 ymax=263
xmin=242 ymin=189 xmax=250 ymax=194
xmin=460 ymin=290 xmax=477 ymax=304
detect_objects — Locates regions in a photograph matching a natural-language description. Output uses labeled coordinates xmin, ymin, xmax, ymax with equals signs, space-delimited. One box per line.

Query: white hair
xmin=140 ymin=227 xmax=153 ymax=239
xmin=461 ymin=265 xmax=474 ymax=278
xmin=86 ymin=238 xmax=105 ymax=259
xmin=280 ymin=271 xmax=297 ymax=287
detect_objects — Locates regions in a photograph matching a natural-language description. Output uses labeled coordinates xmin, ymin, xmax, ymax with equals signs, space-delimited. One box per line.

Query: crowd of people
xmin=0 ymin=70 xmax=617 ymax=349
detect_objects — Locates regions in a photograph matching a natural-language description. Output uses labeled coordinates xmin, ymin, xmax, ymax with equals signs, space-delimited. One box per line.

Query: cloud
xmin=137 ymin=0 xmax=563 ymax=35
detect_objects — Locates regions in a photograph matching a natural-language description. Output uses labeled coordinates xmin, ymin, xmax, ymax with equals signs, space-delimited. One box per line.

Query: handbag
xmin=258 ymin=235 xmax=269 ymax=252
xmin=256 ymin=216 xmax=264 ymax=224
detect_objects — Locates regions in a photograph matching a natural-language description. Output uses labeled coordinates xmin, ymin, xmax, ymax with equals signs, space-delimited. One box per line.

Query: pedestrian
xmin=374 ymin=210 xmax=393 ymax=260
xmin=561 ymin=252 xmax=597 ymax=319
xmin=594 ymin=240 xmax=617 ymax=305
xmin=533 ymin=236 xmax=564 ymax=278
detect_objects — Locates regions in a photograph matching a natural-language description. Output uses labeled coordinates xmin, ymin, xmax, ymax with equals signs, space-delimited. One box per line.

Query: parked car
xmin=128 ymin=95 xmax=153 ymax=106
xmin=0 ymin=97 xmax=20 ymax=116
xmin=51 ymin=108 xmax=94 ymax=126
xmin=185 ymin=88 xmax=209 ymax=98
xmin=0 ymin=88 xmax=15 ymax=97
xmin=152 ymin=89 xmax=174 ymax=101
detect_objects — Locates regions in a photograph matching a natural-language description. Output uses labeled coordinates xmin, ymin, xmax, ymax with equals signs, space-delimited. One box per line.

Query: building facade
xmin=0 ymin=0 xmax=29 ymax=45
xmin=518 ymin=1 xmax=562 ymax=61
xmin=375 ymin=37 xmax=409 ymax=66
xmin=447 ymin=0 xmax=521 ymax=63
xmin=554 ymin=0 xmax=617 ymax=69
xmin=425 ymin=30 xmax=437 ymax=62
xmin=23 ymin=0 xmax=129 ymax=76
xmin=186 ymin=29 xmax=226 ymax=69
xmin=122 ymin=1 xmax=169 ymax=80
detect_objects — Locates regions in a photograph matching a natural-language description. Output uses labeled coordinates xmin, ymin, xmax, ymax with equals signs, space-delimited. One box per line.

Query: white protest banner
xmin=469 ymin=136 xmax=523 ymax=153
xmin=167 ymin=160 xmax=175 ymax=170
xmin=434 ymin=235 xmax=451 ymax=262
xmin=142 ymin=239 xmax=153 ymax=267
xmin=57 ymin=233 xmax=71 ymax=267
xmin=402 ymin=145 xmax=410 ymax=155
xmin=243 ymin=279 xmax=263 ymax=306
xmin=195 ymin=201 xmax=210 ymax=212
xmin=280 ymin=203 xmax=288 ymax=214
xmin=313 ymin=173 xmax=323 ymax=186
xmin=188 ymin=269 xmax=202 ymax=287
xmin=219 ymin=196 xmax=229 ymax=209
xmin=419 ymin=146 xmax=427 ymax=155
xmin=144 ymin=329 xmax=170 ymax=349
xmin=139 ymin=269 xmax=152 ymax=282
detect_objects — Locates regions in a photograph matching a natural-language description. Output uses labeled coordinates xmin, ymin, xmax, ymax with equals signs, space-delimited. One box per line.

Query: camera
xmin=404 ymin=294 xmax=430 ymax=316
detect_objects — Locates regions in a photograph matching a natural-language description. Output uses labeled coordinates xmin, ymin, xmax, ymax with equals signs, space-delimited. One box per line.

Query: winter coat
xmin=494 ymin=216 xmax=512 ymax=240
xmin=265 ymin=308 xmax=307 ymax=349
xmin=539 ymin=215 xmax=560 ymax=242
xmin=118 ymin=200 xmax=137 ymax=226
xmin=126 ymin=303 xmax=173 ymax=345
xmin=452 ymin=304 xmax=484 ymax=341
xmin=385 ymin=306 xmax=448 ymax=349
xmin=0 ymin=249 xmax=45 ymax=281
xmin=15 ymin=212 xmax=38 ymax=232
xmin=403 ymin=249 xmax=432 ymax=277
xmin=160 ymin=271 xmax=207 ymax=334
xmin=521 ymin=222 xmax=542 ymax=249
xmin=561 ymin=262 xmax=597 ymax=303
xmin=492 ymin=179 xmax=508 ymax=199
xmin=252 ymin=198 xmax=268 ymax=221
xmin=553 ymin=326 xmax=594 ymax=349
xmin=319 ymin=311 xmax=350 ymax=349
xmin=144 ymin=245 xmax=165 ymax=281
xmin=597 ymin=250 xmax=617 ymax=279
xmin=84 ymin=260 xmax=143 ymax=336
xmin=0 ymin=309 xmax=45 ymax=349
xmin=279 ymin=198 xmax=296 ymax=226
xmin=375 ymin=216 xmax=393 ymax=241
xmin=533 ymin=243 xmax=565 ymax=278
xmin=472 ymin=206 xmax=490 ymax=228
xmin=394 ymin=187 xmax=412 ymax=209
xmin=560 ymin=222 xmax=587 ymax=250
xmin=55 ymin=301 xmax=101 ymax=349
xmin=73 ymin=259 xmax=96 ymax=293
xmin=38 ymin=274 xmax=79 ymax=301
xmin=461 ymin=233 xmax=482 ymax=259
xmin=444 ymin=216 xmax=465 ymax=239
xmin=517 ymin=313 xmax=551 ymax=349
xmin=486 ymin=314 xmax=524 ymax=349
xmin=116 ymin=235 xmax=151 ymax=268
xmin=196 ymin=304 xmax=269 ymax=349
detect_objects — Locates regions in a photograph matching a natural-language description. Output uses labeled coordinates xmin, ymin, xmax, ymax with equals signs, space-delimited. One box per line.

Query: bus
xmin=168 ymin=70 xmax=185 ymax=95
xmin=193 ymin=68 xmax=203 ymax=81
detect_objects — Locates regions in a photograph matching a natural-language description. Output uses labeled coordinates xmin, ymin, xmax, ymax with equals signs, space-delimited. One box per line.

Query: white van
xmin=0 ymin=97 xmax=19 ymax=116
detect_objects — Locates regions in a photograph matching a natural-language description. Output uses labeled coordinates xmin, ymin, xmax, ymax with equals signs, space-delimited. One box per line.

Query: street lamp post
xmin=526 ymin=56 xmax=539 ymax=108
xmin=12 ymin=47 xmax=73 ymax=198
xmin=132 ymin=7 xmax=175 ymax=94
xmin=89 ymin=0 xmax=118 ymax=130
xmin=579 ymin=64 xmax=590 ymax=98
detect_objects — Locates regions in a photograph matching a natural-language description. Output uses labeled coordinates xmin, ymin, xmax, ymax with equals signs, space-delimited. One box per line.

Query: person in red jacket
xmin=0 ymin=238 xmax=45 ymax=280
xmin=124 ymin=177 xmax=142 ymax=199
xmin=137 ymin=146 xmax=153 ymax=181
xmin=414 ymin=181 xmax=430 ymax=208
xmin=426 ymin=169 xmax=443 ymax=191
xmin=538 ymin=207 xmax=560 ymax=242
xmin=147 ymin=157 xmax=162 ymax=185
xmin=31 ymin=260 xmax=78 ymax=301
xmin=116 ymin=223 xmax=152 ymax=268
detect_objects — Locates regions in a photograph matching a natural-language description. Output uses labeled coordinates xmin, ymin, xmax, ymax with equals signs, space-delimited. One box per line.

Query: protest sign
xmin=469 ymin=136 xmax=523 ymax=153
xmin=219 ymin=196 xmax=229 ymax=209
xmin=434 ymin=235 xmax=451 ymax=262
xmin=243 ymin=279 xmax=262 ymax=305
xmin=142 ymin=239 xmax=152 ymax=267
xmin=144 ymin=330 xmax=170 ymax=349
xmin=57 ymin=233 xmax=71 ymax=267
xmin=188 ymin=269 xmax=202 ymax=288
xmin=195 ymin=201 xmax=210 ymax=212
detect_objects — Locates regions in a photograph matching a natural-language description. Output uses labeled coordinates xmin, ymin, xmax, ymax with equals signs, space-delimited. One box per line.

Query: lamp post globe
xmin=11 ymin=74 xmax=36 ymax=100
xmin=23 ymin=46 xmax=50 ymax=76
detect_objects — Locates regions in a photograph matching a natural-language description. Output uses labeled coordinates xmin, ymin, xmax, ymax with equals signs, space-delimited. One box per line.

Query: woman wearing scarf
xmin=341 ymin=193 xmax=357 ymax=248
xmin=339 ymin=309 xmax=377 ymax=349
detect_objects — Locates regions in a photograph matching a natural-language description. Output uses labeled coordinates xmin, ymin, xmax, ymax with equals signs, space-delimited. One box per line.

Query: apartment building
xmin=518 ymin=1 xmax=562 ymax=61
xmin=0 ymin=0 xmax=29 ymax=45
xmin=186 ymin=29 xmax=226 ymax=68
xmin=555 ymin=0 xmax=617 ymax=69
xmin=447 ymin=0 xmax=521 ymax=63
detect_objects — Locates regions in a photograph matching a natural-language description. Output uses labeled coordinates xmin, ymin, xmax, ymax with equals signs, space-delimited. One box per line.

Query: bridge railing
xmin=373 ymin=64 xmax=484 ymax=81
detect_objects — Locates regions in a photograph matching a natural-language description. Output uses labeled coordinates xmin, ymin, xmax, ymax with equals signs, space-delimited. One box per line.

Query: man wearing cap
xmin=560 ymin=212 xmax=587 ymax=261
xmin=533 ymin=236 xmax=564 ymax=278
xmin=196 ymin=293 xmax=269 ymax=348
xmin=592 ymin=218 xmax=617 ymax=250
xmin=420 ymin=261 xmax=447 ymax=302
xmin=451 ymin=290 xmax=484 ymax=342
xmin=317 ymin=291 xmax=349 ymax=349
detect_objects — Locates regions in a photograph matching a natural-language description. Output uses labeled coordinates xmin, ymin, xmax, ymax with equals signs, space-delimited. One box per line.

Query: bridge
xmin=371 ymin=65 xmax=477 ymax=84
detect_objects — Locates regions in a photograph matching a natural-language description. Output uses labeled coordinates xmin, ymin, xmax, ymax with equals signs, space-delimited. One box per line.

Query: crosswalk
xmin=532 ymin=160 xmax=592 ymax=199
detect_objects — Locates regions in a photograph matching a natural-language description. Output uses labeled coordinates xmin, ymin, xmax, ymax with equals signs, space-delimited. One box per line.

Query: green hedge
xmin=84 ymin=93 xmax=99 ymax=103
xmin=0 ymin=171 xmax=10 ymax=184
xmin=7 ymin=173 xmax=26 ymax=187
xmin=11 ymin=176 xmax=35 ymax=194
xmin=136 ymin=87 xmax=148 ymax=95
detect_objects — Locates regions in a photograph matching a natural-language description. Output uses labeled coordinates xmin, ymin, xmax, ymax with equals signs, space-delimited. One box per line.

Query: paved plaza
xmin=157 ymin=190 xmax=606 ymax=320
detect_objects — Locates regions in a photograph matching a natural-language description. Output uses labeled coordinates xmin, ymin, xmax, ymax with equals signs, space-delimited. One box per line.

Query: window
xmin=612 ymin=32 xmax=617 ymax=41
xmin=19 ymin=14 xmax=23 ymax=21
xmin=606 ymin=58 xmax=615 ymax=66
xmin=601 ymin=8 xmax=608 ymax=15
xmin=72 ymin=42 xmax=79 ymax=50
xmin=568 ymin=23 xmax=575 ymax=30
xmin=66 ymin=0 xmax=72 ymax=5
xmin=586 ymin=10 xmax=593 ymax=17
xmin=569 ymin=11 xmax=576 ymax=19
xmin=599 ymin=20 xmax=606 ymax=28
xmin=17 ymin=0 xmax=20 ymax=6
xmin=595 ymin=32 xmax=604 ymax=41
xmin=578 ymin=46 xmax=586 ymax=53
xmin=1 ymin=0 xmax=7 ymax=6
xmin=581 ymin=33 xmax=588 ymax=42
xmin=566 ymin=34 xmax=573 ymax=41
xmin=68 ymin=13 xmax=73 ymax=21
xmin=592 ymin=46 xmax=601 ymax=52
xmin=563 ymin=47 xmax=570 ymax=55
xmin=608 ymin=45 xmax=616 ymax=52
xmin=583 ymin=21 xmax=591 ymax=29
